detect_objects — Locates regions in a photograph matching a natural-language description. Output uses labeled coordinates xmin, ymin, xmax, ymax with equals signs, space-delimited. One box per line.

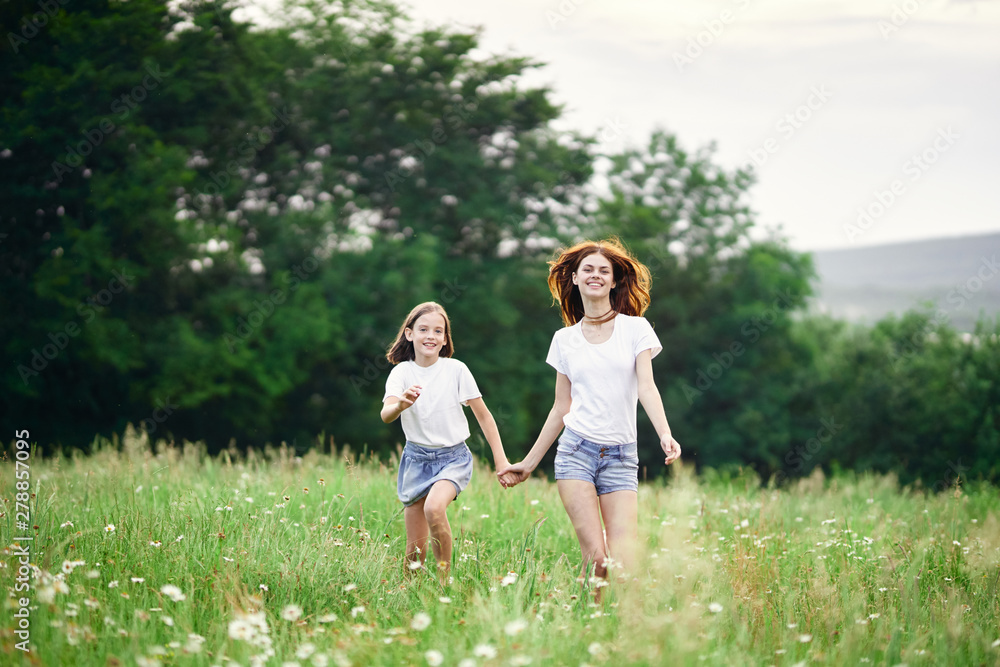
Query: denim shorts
xmin=554 ymin=428 xmax=639 ymax=495
xmin=397 ymin=441 xmax=473 ymax=506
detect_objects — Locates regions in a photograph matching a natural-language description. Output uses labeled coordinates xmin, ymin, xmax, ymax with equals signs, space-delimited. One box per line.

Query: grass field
xmin=2 ymin=428 xmax=999 ymax=666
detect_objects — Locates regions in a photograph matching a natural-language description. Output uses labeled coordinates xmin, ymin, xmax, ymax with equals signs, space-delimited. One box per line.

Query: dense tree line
xmin=2 ymin=0 xmax=997 ymax=486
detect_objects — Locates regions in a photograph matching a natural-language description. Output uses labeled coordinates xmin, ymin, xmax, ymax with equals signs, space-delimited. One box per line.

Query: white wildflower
xmin=504 ymin=618 xmax=528 ymax=636
xmin=281 ymin=604 xmax=304 ymax=621
xmin=411 ymin=612 xmax=432 ymax=631
xmin=160 ymin=584 xmax=186 ymax=602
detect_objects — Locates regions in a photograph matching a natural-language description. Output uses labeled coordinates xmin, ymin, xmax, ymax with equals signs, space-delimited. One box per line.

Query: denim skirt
xmin=397 ymin=441 xmax=474 ymax=506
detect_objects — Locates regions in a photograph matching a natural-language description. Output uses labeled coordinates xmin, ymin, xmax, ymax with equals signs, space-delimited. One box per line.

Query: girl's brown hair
xmin=547 ymin=237 xmax=652 ymax=326
xmin=385 ymin=302 xmax=455 ymax=364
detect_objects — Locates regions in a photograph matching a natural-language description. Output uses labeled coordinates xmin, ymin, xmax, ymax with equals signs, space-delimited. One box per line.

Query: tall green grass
xmin=2 ymin=428 xmax=998 ymax=666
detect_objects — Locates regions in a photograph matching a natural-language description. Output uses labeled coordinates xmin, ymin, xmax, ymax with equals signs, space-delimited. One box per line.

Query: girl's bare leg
xmin=422 ymin=480 xmax=458 ymax=577
xmin=404 ymin=497 xmax=429 ymax=568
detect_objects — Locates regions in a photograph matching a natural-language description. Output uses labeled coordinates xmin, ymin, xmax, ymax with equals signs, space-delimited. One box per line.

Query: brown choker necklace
xmin=582 ymin=308 xmax=616 ymax=325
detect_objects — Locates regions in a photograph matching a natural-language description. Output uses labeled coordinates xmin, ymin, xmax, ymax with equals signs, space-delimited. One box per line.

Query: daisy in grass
xmin=425 ymin=650 xmax=444 ymax=666
xmin=504 ymin=618 xmax=528 ymax=636
xmin=61 ymin=559 xmax=85 ymax=574
xmin=411 ymin=612 xmax=432 ymax=631
xmin=473 ymin=644 xmax=498 ymax=659
xmin=229 ymin=609 xmax=271 ymax=647
xmin=281 ymin=604 xmax=304 ymax=622
xmin=160 ymin=584 xmax=186 ymax=602
xmin=184 ymin=634 xmax=206 ymax=654
xmin=229 ymin=618 xmax=255 ymax=640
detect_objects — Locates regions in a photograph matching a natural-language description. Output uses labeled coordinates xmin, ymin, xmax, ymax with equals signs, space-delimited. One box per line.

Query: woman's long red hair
xmin=547 ymin=238 xmax=651 ymax=326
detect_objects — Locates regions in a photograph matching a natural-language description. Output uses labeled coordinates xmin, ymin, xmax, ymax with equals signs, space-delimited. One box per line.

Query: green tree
xmin=1 ymin=0 xmax=591 ymax=452
xmin=812 ymin=310 xmax=1000 ymax=486
xmin=590 ymin=132 xmax=818 ymax=476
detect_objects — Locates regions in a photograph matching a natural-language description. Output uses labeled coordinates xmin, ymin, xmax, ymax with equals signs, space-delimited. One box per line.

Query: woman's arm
xmin=636 ymin=350 xmax=682 ymax=465
xmin=497 ymin=372 xmax=572 ymax=482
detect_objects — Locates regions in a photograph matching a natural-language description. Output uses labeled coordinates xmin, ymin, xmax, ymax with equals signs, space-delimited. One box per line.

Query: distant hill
xmin=809 ymin=232 xmax=1000 ymax=331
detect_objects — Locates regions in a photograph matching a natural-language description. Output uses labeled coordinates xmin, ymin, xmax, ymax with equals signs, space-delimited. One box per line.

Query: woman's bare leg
xmin=599 ymin=490 xmax=638 ymax=579
xmin=557 ymin=480 xmax=609 ymax=580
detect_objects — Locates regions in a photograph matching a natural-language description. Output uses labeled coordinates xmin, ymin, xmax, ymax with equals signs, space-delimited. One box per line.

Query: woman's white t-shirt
xmin=383 ymin=358 xmax=482 ymax=448
xmin=546 ymin=314 xmax=662 ymax=445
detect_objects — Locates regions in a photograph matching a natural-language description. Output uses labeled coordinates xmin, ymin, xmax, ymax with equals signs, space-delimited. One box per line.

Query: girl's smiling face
xmin=405 ymin=312 xmax=447 ymax=365
xmin=572 ymin=252 xmax=616 ymax=299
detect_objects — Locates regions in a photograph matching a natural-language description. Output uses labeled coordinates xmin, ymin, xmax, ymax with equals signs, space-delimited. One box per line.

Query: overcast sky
xmin=395 ymin=0 xmax=1000 ymax=251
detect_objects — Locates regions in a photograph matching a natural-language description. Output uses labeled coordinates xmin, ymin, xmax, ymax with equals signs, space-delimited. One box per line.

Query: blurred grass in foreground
xmin=2 ymin=427 xmax=999 ymax=666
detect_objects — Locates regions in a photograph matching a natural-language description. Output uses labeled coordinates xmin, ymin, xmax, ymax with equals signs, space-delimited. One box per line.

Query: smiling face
xmin=405 ymin=311 xmax=447 ymax=365
xmin=572 ymin=252 xmax=617 ymax=300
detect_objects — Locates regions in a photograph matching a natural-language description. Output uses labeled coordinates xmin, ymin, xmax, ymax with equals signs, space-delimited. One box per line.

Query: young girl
xmin=498 ymin=239 xmax=682 ymax=584
xmin=381 ymin=301 xmax=515 ymax=575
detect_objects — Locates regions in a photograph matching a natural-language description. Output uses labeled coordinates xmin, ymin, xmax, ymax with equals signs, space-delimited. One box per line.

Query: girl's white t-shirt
xmin=546 ymin=314 xmax=662 ymax=445
xmin=383 ymin=357 xmax=482 ymax=448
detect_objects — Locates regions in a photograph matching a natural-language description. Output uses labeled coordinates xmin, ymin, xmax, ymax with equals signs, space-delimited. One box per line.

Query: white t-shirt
xmin=546 ymin=314 xmax=662 ymax=445
xmin=383 ymin=357 xmax=482 ymax=448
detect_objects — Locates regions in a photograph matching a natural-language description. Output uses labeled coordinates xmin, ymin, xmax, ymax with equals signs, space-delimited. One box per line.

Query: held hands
xmin=496 ymin=461 xmax=532 ymax=489
xmin=660 ymin=433 xmax=682 ymax=465
xmin=494 ymin=459 xmax=520 ymax=489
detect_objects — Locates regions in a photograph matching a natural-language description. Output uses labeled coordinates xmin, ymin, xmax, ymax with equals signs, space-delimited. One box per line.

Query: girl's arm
xmin=497 ymin=372 xmax=572 ymax=483
xmin=380 ymin=385 xmax=421 ymax=423
xmin=636 ymin=349 xmax=682 ymax=465
xmin=466 ymin=398 xmax=513 ymax=484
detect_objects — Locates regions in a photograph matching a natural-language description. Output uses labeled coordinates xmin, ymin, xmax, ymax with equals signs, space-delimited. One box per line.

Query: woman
xmin=498 ymin=238 xmax=681 ymax=583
